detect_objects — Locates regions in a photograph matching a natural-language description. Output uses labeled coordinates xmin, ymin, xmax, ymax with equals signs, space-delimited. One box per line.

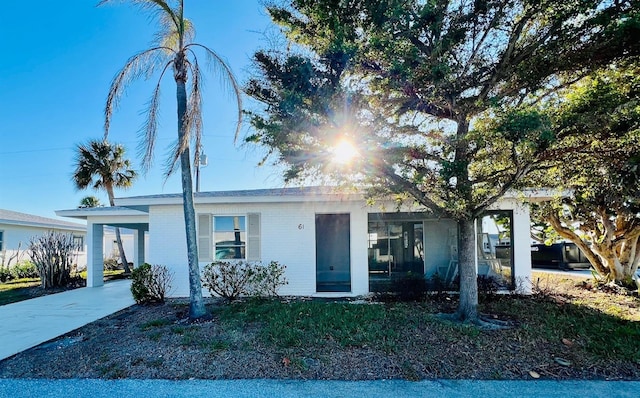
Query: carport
xmin=56 ymin=207 xmax=149 ymax=287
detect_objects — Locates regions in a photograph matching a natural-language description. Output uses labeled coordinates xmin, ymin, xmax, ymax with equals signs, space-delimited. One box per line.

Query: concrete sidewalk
xmin=0 ymin=379 xmax=638 ymax=398
xmin=0 ymin=280 xmax=134 ymax=361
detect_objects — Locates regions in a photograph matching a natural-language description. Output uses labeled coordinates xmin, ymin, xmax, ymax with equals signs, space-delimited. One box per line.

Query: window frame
xmin=73 ymin=235 xmax=85 ymax=252
xmin=213 ymin=215 xmax=247 ymax=261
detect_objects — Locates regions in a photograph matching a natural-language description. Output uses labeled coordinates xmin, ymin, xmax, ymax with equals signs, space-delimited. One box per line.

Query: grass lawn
xmin=0 ymin=278 xmax=41 ymax=306
xmin=0 ymin=270 xmax=127 ymax=306
xmin=0 ymin=271 xmax=638 ymax=380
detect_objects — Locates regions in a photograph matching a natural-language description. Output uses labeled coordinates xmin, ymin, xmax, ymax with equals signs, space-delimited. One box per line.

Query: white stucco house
xmin=56 ymin=186 xmax=554 ymax=297
xmin=0 ymin=209 xmax=87 ymax=268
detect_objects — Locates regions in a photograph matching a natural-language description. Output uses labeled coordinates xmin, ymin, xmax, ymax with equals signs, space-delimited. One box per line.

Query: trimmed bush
xmin=131 ymin=263 xmax=173 ymax=304
xmin=250 ymin=261 xmax=289 ymax=297
xmin=202 ymin=260 xmax=288 ymax=302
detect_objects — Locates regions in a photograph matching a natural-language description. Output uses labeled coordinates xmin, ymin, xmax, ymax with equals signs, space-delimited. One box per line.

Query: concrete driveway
xmin=0 ymin=280 xmax=134 ymax=361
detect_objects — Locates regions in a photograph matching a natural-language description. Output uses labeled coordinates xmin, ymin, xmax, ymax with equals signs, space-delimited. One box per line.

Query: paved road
xmin=0 ymin=379 xmax=638 ymax=398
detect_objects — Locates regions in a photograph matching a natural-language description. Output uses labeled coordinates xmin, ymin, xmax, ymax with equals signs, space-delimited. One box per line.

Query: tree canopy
xmin=72 ymin=139 xmax=137 ymax=273
xmin=530 ymin=61 xmax=640 ymax=284
xmin=246 ymin=0 xmax=640 ymax=323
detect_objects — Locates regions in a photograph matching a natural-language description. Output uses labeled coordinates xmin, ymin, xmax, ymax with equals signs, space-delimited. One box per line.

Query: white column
xmin=513 ymin=202 xmax=532 ymax=293
xmin=86 ymin=222 xmax=104 ymax=287
xmin=133 ymin=229 xmax=146 ymax=268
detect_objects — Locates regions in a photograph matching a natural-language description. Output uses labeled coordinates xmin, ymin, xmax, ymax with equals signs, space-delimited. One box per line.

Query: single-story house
xmin=56 ymin=187 xmax=555 ymax=297
xmin=0 ymin=209 xmax=87 ymax=268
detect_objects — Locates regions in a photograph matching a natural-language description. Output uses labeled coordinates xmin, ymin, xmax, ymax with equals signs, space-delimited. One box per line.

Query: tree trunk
xmin=176 ymin=69 xmax=207 ymax=320
xmin=106 ymin=185 xmax=130 ymax=274
xmin=456 ymin=218 xmax=479 ymax=322
xmin=547 ymin=209 xmax=640 ymax=283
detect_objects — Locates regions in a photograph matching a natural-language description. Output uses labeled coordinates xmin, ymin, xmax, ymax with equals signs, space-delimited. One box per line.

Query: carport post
xmin=133 ymin=228 xmax=145 ymax=268
xmin=86 ymin=223 xmax=104 ymax=287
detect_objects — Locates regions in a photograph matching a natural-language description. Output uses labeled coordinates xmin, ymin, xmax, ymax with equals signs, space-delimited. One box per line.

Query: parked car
xmin=531 ymin=242 xmax=592 ymax=270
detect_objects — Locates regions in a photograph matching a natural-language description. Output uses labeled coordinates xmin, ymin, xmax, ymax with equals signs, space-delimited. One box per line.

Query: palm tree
xmin=79 ymin=196 xmax=102 ymax=208
xmin=99 ymin=0 xmax=242 ymax=320
xmin=73 ymin=139 xmax=137 ymax=274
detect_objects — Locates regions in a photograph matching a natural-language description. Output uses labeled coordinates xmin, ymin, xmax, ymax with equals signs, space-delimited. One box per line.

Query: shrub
xmin=103 ymin=257 xmax=120 ymax=271
xmin=202 ymin=260 xmax=288 ymax=302
xmin=250 ymin=261 xmax=289 ymax=297
xmin=130 ymin=263 xmax=173 ymax=304
xmin=11 ymin=260 xmax=39 ymax=279
xmin=477 ymin=275 xmax=501 ymax=296
xmin=28 ymin=232 xmax=77 ymax=288
xmin=390 ymin=272 xmax=427 ymax=301
xmin=0 ymin=266 xmax=12 ymax=283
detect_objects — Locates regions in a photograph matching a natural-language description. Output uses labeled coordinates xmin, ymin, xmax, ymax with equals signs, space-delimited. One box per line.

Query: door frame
xmin=315 ymin=213 xmax=351 ymax=292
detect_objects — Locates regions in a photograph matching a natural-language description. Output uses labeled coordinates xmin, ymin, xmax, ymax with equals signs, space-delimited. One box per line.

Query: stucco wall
xmin=0 ymin=224 xmax=87 ymax=269
xmin=145 ymin=196 xmax=533 ymax=298
xmin=148 ymin=200 xmax=370 ymax=298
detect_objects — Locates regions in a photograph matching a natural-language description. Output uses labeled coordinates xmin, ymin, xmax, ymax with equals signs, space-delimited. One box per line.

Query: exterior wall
xmin=148 ymin=201 xmax=370 ymax=298
xmin=145 ymin=196 xmax=534 ymax=298
xmin=0 ymin=223 xmax=87 ymax=269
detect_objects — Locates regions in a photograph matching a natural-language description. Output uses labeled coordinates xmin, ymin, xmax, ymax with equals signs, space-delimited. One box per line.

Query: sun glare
xmin=331 ymin=138 xmax=359 ymax=164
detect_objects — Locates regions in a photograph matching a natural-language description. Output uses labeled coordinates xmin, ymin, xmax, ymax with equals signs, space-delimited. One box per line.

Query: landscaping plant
xmin=28 ymin=232 xmax=78 ymax=289
xmin=130 ymin=263 xmax=174 ymax=304
xmin=202 ymin=260 xmax=288 ymax=302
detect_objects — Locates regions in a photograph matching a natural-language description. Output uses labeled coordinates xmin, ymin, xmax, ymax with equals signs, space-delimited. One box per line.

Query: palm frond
xmin=188 ymin=43 xmax=243 ymax=143
xmin=158 ymin=15 xmax=194 ymax=50
xmin=72 ymin=139 xmax=136 ymax=192
xmin=104 ymin=47 xmax=173 ymax=136
xmin=187 ymin=56 xmax=203 ymax=167
xmin=164 ymin=55 xmax=203 ymax=178
xmin=98 ymin=0 xmax=180 ymax=31
xmin=138 ymin=60 xmax=175 ymax=172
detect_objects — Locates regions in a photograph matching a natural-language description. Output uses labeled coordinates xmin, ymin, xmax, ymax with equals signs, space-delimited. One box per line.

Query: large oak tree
xmin=531 ymin=62 xmax=640 ymax=285
xmin=246 ymin=0 xmax=639 ymax=324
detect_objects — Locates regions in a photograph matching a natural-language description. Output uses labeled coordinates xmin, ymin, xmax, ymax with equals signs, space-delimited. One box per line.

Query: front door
xmin=316 ymin=214 xmax=351 ymax=292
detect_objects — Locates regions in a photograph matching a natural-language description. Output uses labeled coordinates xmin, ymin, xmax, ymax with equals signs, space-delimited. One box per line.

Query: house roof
xmin=117 ymin=186 xmax=356 ymax=201
xmin=55 ymin=186 xmax=567 ymax=222
xmin=114 ymin=186 xmax=362 ymax=208
xmin=0 ymin=209 xmax=86 ymax=231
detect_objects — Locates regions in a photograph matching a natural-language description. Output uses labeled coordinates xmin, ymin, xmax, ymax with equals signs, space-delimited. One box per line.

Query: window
xmin=477 ymin=211 xmax=514 ymax=289
xmin=198 ymin=213 xmax=261 ymax=262
xmin=73 ymin=235 xmax=84 ymax=252
xmin=0 ymin=230 xmax=3 ymax=251
xmin=214 ymin=216 xmax=246 ymax=260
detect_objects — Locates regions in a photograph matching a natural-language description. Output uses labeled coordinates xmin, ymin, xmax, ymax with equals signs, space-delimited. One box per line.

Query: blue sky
xmin=0 ymin=0 xmax=285 ymax=220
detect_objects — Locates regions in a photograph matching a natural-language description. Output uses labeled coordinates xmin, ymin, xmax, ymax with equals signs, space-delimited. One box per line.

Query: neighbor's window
xmin=73 ymin=235 xmax=84 ymax=252
xmin=0 ymin=230 xmax=3 ymax=251
xmin=214 ymin=216 xmax=246 ymax=260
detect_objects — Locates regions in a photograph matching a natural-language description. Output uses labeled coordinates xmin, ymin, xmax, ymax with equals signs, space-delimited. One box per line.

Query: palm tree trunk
xmin=106 ymin=185 xmax=131 ymax=274
xmin=176 ymin=72 xmax=207 ymax=320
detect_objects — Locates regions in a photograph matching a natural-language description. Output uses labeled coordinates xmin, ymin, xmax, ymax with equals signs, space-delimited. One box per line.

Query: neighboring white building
xmin=57 ymin=187 xmax=554 ymax=297
xmin=0 ymin=209 xmax=87 ymax=269
xmin=102 ymin=227 xmax=150 ymax=266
